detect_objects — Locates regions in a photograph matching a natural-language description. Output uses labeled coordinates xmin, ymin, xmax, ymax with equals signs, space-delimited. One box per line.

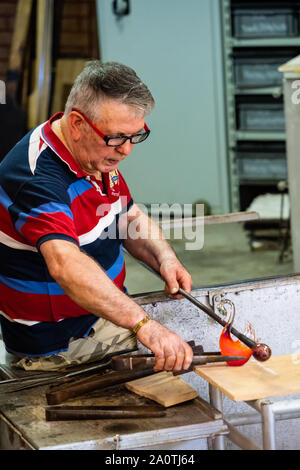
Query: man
xmin=0 ymin=61 xmax=193 ymax=372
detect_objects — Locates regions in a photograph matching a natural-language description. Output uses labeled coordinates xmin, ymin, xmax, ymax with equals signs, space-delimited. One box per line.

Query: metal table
xmin=0 ymin=341 xmax=229 ymax=451
xmin=0 ymin=383 xmax=229 ymax=450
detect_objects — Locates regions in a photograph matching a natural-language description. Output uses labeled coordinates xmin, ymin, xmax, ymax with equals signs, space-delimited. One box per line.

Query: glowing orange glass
xmin=218 ymin=300 xmax=253 ymax=367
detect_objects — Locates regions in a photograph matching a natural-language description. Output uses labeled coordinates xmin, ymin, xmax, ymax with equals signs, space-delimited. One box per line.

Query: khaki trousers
xmin=12 ymin=318 xmax=137 ymax=371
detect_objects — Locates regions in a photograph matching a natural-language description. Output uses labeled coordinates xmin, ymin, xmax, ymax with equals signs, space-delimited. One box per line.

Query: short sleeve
xmin=9 ymin=177 xmax=79 ymax=249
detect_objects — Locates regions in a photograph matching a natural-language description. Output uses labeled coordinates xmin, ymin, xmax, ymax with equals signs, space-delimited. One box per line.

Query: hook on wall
xmin=112 ymin=0 xmax=130 ymax=18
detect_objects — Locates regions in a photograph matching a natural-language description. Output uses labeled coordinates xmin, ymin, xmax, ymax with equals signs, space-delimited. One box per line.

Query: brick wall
xmin=0 ymin=0 xmax=18 ymax=81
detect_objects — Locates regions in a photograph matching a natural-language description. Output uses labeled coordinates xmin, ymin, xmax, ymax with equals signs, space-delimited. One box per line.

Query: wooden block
xmin=125 ymin=371 xmax=198 ymax=407
xmin=194 ymin=354 xmax=300 ymax=402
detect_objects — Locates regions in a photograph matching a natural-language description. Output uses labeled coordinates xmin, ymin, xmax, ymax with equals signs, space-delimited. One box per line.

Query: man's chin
xmin=103 ymin=160 xmax=119 ymax=171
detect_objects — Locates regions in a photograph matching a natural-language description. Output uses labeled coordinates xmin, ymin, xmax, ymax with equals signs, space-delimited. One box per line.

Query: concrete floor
xmin=124 ymin=222 xmax=294 ymax=295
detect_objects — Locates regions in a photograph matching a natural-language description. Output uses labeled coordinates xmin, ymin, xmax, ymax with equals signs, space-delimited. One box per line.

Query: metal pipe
xmin=269 ymin=398 xmax=300 ymax=415
xmin=248 ymin=397 xmax=300 ymax=416
xmin=261 ymin=400 xmax=276 ymax=450
xmin=225 ymin=410 xmax=300 ymax=427
xmin=209 ymin=384 xmax=225 ymax=450
xmin=224 ymin=420 xmax=262 ymax=450
xmin=129 ymin=252 xmax=257 ymax=348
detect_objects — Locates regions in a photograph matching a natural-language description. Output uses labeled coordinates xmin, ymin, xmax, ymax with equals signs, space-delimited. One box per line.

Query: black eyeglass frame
xmin=71 ymin=107 xmax=151 ymax=147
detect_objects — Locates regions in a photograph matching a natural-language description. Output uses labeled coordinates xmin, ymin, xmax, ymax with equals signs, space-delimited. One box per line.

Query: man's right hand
xmin=136 ymin=319 xmax=193 ymax=371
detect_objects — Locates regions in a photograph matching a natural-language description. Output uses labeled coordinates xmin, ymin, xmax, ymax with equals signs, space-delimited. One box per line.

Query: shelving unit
xmin=221 ymin=0 xmax=300 ymax=211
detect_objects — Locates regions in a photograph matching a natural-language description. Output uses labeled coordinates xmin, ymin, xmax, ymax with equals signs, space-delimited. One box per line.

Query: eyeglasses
xmin=72 ymin=108 xmax=150 ymax=147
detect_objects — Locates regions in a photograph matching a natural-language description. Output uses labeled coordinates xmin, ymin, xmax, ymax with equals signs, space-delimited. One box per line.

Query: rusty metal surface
xmin=0 ymin=383 xmax=226 ymax=450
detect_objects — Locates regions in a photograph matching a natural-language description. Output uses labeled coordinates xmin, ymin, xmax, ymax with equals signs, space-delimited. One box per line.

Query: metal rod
xmin=209 ymin=384 xmax=225 ymax=450
xmin=226 ymin=411 xmax=300 ymax=427
xmin=224 ymin=420 xmax=262 ymax=451
xmin=177 ymin=287 xmax=256 ymax=348
xmin=130 ymin=253 xmax=257 ymax=349
xmin=261 ymin=400 xmax=276 ymax=450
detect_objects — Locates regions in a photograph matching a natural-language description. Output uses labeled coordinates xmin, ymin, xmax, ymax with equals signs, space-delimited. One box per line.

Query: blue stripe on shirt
xmin=0 ymin=185 xmax=13 ymax=211
xmin=0 ymin=273 xmax=65 ymax=294
xmin=15 ymin=201 xmax=74 ymax=233
xmin=67 ymin=179 xmax=93 ymax=202
xmin=0 ymin=246 xmax=124 ymax=294
xmin=106 ymin=246 xmax=124 ymax=280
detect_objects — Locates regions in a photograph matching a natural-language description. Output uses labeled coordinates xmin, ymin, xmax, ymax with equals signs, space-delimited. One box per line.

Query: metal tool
xmin=111 ymin=353 xmax=247 ymax=371
xmin=46 ymin=367 xmax=160 ymax=405
xmin=45 ymin=342 xmax=214 ymax=405
xmin=126 ymin=252 xmax=271 ymax=361
xmin=45 ymin=405 xmax=166 ymax=421
xmin=0 ymin=359 xmax=113 ymax=393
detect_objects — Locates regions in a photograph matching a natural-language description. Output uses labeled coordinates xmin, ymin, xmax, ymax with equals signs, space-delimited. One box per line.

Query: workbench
xmin=2 ymin=275 xmax=300 ymax=450
xmin=0 ymin=367 xmax=227 ymax=450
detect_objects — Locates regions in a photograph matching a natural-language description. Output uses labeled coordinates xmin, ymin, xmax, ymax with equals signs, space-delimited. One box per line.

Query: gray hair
xmin=64 ymin=61 xmax=155 ymax=120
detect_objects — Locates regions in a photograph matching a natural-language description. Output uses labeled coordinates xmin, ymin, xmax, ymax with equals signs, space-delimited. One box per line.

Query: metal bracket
xmin=209 ymin=291 xmax=227 ymax=317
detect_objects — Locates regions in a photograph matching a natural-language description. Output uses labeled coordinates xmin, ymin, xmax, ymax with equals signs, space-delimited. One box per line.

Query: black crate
xmin=233 ymin=8 xmax=297 ymax=38
xmin=234 ymin=55 xmax=293 ymax=88
xmin=236 ymin=142 xmax=287 ymax=181
xmin=237 ymin=101 xmax=285 ymax=131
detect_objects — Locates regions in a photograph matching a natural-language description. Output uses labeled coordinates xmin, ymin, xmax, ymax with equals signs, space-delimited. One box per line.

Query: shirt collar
xmin=41 ymin=113 xmax=88 ymax=178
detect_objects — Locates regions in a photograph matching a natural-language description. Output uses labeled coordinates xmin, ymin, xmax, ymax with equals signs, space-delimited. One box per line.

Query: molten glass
xmin=219 ymin=324 xmax=253 ymax=366
xmin=218 ymin=299 xmax=253 ymax=367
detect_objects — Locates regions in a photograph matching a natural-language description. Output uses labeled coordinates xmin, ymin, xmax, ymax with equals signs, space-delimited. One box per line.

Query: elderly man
xmin=0 ymin=61 xmax=193 ymax=372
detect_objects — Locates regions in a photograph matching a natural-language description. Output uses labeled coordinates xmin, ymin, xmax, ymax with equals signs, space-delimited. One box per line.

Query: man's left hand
xmin=159 ymin=257 xmax=193 ymax=299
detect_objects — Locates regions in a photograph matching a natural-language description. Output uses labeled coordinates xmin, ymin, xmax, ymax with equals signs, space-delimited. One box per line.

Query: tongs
xmin=111 ymin=353 xmax=245 ymax=371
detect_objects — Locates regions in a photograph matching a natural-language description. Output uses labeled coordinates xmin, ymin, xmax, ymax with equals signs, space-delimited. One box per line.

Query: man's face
xmin=72 ymin=100 xmax=146 ymax=176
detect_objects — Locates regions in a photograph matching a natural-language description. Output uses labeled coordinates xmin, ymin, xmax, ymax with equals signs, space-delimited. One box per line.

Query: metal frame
xmin=208 ymin=383 xmax=300 ymax=450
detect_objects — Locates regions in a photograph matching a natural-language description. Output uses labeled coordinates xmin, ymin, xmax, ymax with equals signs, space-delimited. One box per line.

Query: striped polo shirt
xmin=0 ymin=113 xmax=133 ymax=356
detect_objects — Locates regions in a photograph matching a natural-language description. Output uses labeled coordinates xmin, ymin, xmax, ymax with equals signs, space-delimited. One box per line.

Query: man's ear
xmin=68 ymin=112 xmax=84 ymax=142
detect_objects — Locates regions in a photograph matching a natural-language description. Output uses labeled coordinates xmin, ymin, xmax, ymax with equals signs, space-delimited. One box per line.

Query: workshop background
xmin=0 ymin=0 xmax=298 ymax=292
xmin=2 ymin=0 xmax=300 ymax=452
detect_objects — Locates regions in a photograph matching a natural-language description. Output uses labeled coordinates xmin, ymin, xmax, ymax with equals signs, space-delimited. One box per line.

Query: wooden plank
xmin=125 ymin=371 xmax=198 ymax=407
xmin=28 ymin=0 xmax=53 ymax=128
xmin=6 ymin=0 xmax=33 ymax=100
xmin=194 ymin=354 xmax=300 ymax=402
xmin=51 ymin=59 xmax=87 ymax=115
xmin=159 ymin=211 xmax=259 ymax=231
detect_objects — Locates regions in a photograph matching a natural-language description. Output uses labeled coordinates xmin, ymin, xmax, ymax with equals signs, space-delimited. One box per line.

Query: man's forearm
xmin=40 ymin=239 xmax=147 ymax=330
xmin=40 ymin=238 xmax=194 ymax=372
xmin=121 ymin=204 xmax=192 ymax=297
xmin=122 ymin=205 xmax=178 ymax=272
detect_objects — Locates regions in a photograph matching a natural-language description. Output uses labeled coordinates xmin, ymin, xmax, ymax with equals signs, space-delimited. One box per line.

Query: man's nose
xmin=116 ymin=139 xmax=133 ymax=156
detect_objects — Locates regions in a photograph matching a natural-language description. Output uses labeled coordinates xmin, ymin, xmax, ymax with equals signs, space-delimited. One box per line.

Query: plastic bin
xmin=236 ymin=144 xmax=287 ymax=181
xmin=238 ymin=102 xmax=285 ymax=131
xmin=237 ymin=157 xmax=287 ymax=180
xmin=233 ymin=8 xmax=297 ymax=38
xmin=234 ymin=56 xmax=291 ymax=88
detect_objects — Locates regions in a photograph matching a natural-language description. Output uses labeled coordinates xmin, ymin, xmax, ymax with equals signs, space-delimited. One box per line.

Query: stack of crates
xmin=225 ymin=1 xmax=300 ymax=209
